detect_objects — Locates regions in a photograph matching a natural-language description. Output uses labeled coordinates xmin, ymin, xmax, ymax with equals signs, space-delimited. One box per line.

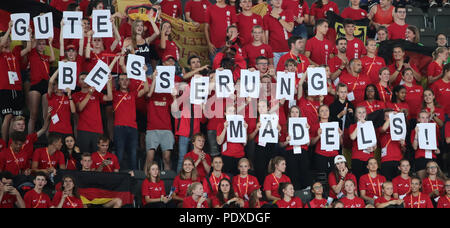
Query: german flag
xmin=55 ymin=170 xmax=134 ymax=206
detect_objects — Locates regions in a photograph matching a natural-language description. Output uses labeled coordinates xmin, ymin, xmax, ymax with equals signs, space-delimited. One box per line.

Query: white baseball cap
xmin=334 ymin=155 xmax=346 ymax=164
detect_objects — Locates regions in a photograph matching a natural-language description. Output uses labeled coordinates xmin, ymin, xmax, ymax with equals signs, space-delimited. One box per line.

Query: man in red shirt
xmin=237 ymin=0 xmax=264 ymax=47
xmin=31 ymin=134 xmax=66 ymax=176
xmin=205 ymin=0 xmax=237 ymax=63
xmin=0 ymin=171 xmax=25 ymax=208
xmin=342 ymin=19 xmax=366 ymax=61
xmin=305 ymin=19 xmax=334 ymax=65
xmin=329 ymin=37 xmax=349 ymax=81
xmin=160 ymin=0 xmax=183 ymax=18
xmin=185 ymin=0 xmax=212 ymax=24
xmin=338 ymin=58 xmax=372 ymax=105
xmin=243 ymin=25 xmax=274 ymax=68
xmin=263 ymin=0 xmax=294 ymax=68
xmin=91 ymin=136 xmax=120 ymax=173
xmin=387 ymin=6 xmax=408 ymax=40
xmin=360 ymin=39 xmax=386 ymax=84
xmin=276 ymin=36 xmax=310 ymax=78
xmin=0 ymin=131 xmax=32 ymax=176
xmin=24 ymin=172 xmax=51 ymax=208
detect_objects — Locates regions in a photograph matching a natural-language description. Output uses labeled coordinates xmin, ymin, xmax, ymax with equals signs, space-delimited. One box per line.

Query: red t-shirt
xmin=147 ymin=92 xmax=173 ymax=131
xmin=375 ymin=83 xmax=392 ymax=105
xmin=328 ymin=172 xmax=358 ymax=199
xmin=72 ymin=91 xmax=104 ymax=134
xmin=85 ymin=51 xmax=115 ymax=73
xmin=276 ymin=52 xmax=310 ymax=74
xmin=404 ymin=193 xmax=434 ymax=208
xmin=388 ymin=62 xmax=420 ymax=87
xmin=113 ymin=90 xmax=138 ymax=129
xmin=360 ymin=55 xmax=386 ymax=85
xmin=263 ymin=174 xmax=291 ymax=198
xmin=341 ymin=7 xmax=368 ymax=20
xmin=66 ymin=156 xmax=77 ymax=170
xmin=175 ymin=102 xmax=205 ymax=138
xmin=403 ymin=83 xmax=423 ymax=120
xmin=298 ymin=97 xmax=320 ymax=127
xmin=0 ymin=139 xmax=5 ymax=151
xmin=50 ymin=0 xmax=76 ymax=12
xmin=0 ymin=48 xmax=23 ymax=90
xmin=51 ymin=191 xmax=84 ymax=208
xmin=344 ymin=38 xmax=367 ymax=61
xmin=119 ymin=20 xmax=132 ymax=40
xmin=446 ymin=121 xmax=450 ymax=140
xmin=0 ymin=147 xmax=31 ymax=176
xmin=305 ymin=36 xmax=334 ymax=65
xmin=160 ymin=0 xmax=183 ymax=18
xmin=32 ymin=148 xmax=65 ymax=170
xmin=422 ymin=178 xmax=445 ymax=197
xmin=311 ymin=123 xmax=339 ymax=157
xmin=154 ymin=39 xmax=180 ymax=60
xmin=47 ymin=93 xmax=73 ymax=134
xmin=392 ymin=175 xmax=411 ymax=197
xmin=427 ymin=61 xmax=443 ymax=79
xmin=338 ymin=72 xmax=372 ymax=106
xmin=410 ymin=128 xmax=439 ymax=159
xmin=202 ymin=173 xmax=230 ymax=196
xmin=263 ymin=10 xmax=294 ymax=52
xmin=24 ymin=189 xmax=51 ymax=208
xmin=380 ymin=127 xmax=403 ymax=163
xmin=357 ymin=100 xmax=386 ymax=115
xmin=282 ymin=0 xmax=310 ymax=16
xmin=386 ymin=102 xmax=409 ymax=114
xmin=237 ymin=13 xmax=264 ymax=46
xmin=0 ymin=193 xmax=17 ymax=208
xmin=425 ymin=107 xmax=445 ymax=127
xmin=243 ymin=43 xmax=274 ymax=68
xmin=206 ymin=4 xmax=238 ymax=48
xmin=141 ymin=179 xmax=166 ymax=205
xmin=388 ymin=22 xmax=408 ymax=40
xmin=232 ymin=175 xmax=260 ymax=199
xmin=359 ymin=174 xmax=386 ymax=199
xmin=185 ymin=0 xmax=212 ymax=23
xmin=216 ymin=119 xmax=245 ymax=158
xmin=91 ymin=152 xmax=120 ymax=172
xmin=430 ymin=79 xmax=450 ymax=115
xmin=29 ymin=48 xmax=50 ymax=85
xmin=437 ymin=196 xmax=450 ymax=208
xmin=340 ymin=196 xmax=365 ymax=208
xmin=183 ymin=196 xmax=209 ymax=208
xmin=304 ymin=198 xmax=327 ymax=208
xmin=374 ymin=196 xmax=396 ymax=207
xmin=173 ymin=175 xmax=201 ymax=198
xmin=310 ymin=1 xmax=339 ymax=20
xmin=350 ymin=124 xmax=374 ymax=162
xmin=8 ymin=133 xmax=37 ymax=161
xmin=276 ymin=197 xmax=303 ymax=208
xmin=184 ymin=151 xmax=212 ymax=180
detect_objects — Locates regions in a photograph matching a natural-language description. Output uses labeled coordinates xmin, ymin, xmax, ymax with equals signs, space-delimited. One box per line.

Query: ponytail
xmin=268 ymin=156 xmax=285 ymax=174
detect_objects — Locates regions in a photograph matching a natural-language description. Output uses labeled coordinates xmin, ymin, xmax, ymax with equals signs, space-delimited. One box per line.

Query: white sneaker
xmin=430 ymin=0 xmax=438 ymax=7
xmin=444 ymin=2 xmax=450 ymax=7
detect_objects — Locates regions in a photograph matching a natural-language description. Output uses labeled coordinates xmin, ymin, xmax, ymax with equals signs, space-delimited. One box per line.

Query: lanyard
xmin=46 ymin=148 xmax=54 ymax=168
xmin=410 ymin=193 xmax=421 ymax=208
xmin=34 ymin=193 xmax=43 ymax=208
xmin=366 ymin=57 xmax=376 ymax=76
xmin=238 ymin=175 xmax=249 ymax=196
xmin=54 ymin=96 xmax=66 ymax=115
xmin=39 ymin=53 xmax=49 ymax=75
xmin=211 ymin=174 xmax=221 ymax=193
xmin=113 ymin=92 xmax=129 ymax=112
xmin=98 ymin=153 xmax=113 ymax=172
xmin=394 ymin=103 xmax=400 ymax=112
xmin=428 ymin=178 xmax=438 ymax=192
xmin=366 ymin=101 xmax=374 ymax=113
xmin=272 ymin=173 xmax=280 ymax=186
xmin=289 ymin=52 xmax=304 ymax=73
xmin=368 ymin=174 xmax=381 ymax=197
xmin=308 ymin=101 xmax=318 ymax=115
xmin=351 ymin=74 xmax=360 ymax=92
xmin=378 ymin=83 xmax=391 ymax=103
xmin=65 ymin=195 xmax=76 ymax=208
xmin=9 ymin=147 xmax=21 ymax=169
xmin=384 ymin=139 xmax=392 ymax=149
xmin=4 ymin=53 xmax=17 ymax=72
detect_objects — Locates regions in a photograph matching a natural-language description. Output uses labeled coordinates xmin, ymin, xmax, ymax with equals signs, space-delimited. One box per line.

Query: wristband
xmin=277 ymin=17 xmax=281 ymax=21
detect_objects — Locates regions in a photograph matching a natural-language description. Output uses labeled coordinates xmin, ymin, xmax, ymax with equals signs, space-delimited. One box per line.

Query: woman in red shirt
xmin=359 ymin=157 xmax=387 ymax=206
xmin=184 ymin=133 xmax=212 ymax=181
xmin=279 ymin=105 xmax=312 ymax=191
xmin=142 ymin=162 xmax=171 ymax=208
xmin=156 ymin=21 xmax=179 ymax=61
xmin=376 ymin=67 xmax=392 ymax=106
xmin=387 ymin=85 xmax=409 ymax=118
xmin=28 ymin=38 xmax=55 ymax=134
xmin=172 ymin=157 xmax=201 ymax=207
xmin=392 ymin=159 xmax=412 ymax=199
xmin=374 ymin=181 xmax=404 ymax=208
xmin=427 ymin=47 xmax=448 ymax=85
xmin=248 ymin=189 xmax=268 ymax=208
xmin=232 ymin=158 xmax=260 ymax=202
xmin=340 ymin=179 xmax=365 ymax=208
xmin=212 ymin=178 xmax=244 ymax=208
xmin=422 ymin=161 xmax=446 ymax=202
xmin=203 ymin=156 xmax=231 ymax=196
xmin=437 ymin=179 xmax=450 ymax=208
xmin=328 ymin=155 xmax=357 ymax=200
xmin=276 ymin=182 xmax=303 ymax=208
xmin=341 ymin=0 xmax=368 ymax=20
xmin=52 ymin=175 xmax=84 ymax=208
xmin=182 ymin=182 xmax=209 ymax=208
xmin=422 ymin=89 xmax=445 ymax=129
xmin=61 ymin=135 xmax=81 ymax=171
xmin=263 ymin=156 xmax=291 ymax=201
xmin=402 ymin=68 xmax=423 ymax=122
xmin=357 ymin=84 xmax=385 ymax=115
xmin=304 ymin=182 xmax=328 ymax=208
xmin=404 ymin=177 xmax=434 ymax=208
xmin=350 ymin=106 xmax=376 ymax=180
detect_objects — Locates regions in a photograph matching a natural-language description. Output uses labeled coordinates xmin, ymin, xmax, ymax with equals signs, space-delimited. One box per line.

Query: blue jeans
xmin=177 ymin=136 xmax=192 ymax=172
xmin=114 ymin=126 xmax=138 ymax=170
xmin=292 ymin=24 xmax=308 ymax=40
xmin=146 ymin=63 xmax=153 ymax=77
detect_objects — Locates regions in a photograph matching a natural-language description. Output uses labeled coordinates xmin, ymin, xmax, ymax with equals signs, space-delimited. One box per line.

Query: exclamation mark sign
xmin=425 ymin=128 xmax=429 ymax=145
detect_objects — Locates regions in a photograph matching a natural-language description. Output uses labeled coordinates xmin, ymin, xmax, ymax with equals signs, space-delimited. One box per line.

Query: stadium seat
xmin=161 ymin=169 xmax=177 ymax=194
xmin=405 ymin=6 xmax=426 ymax=29
xmin=434 ymin=15 xmax=450 ymax=33
xmin=295 ymin=189 xmax=313 ymax=204
xmin=419 ymin=27 xmax=437 ymax=47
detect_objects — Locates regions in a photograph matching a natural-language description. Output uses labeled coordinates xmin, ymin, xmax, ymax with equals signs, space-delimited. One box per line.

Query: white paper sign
xmin=320 ymin=122 xmax=340 ymax=151
xmin=33 ymin=12 xmax=54 ymax=39
xmin=63 ymin=11 xmax=83 ymax=39
xmin=155 ymin=65 xmax=175 ymax=93
xmin=276 ymin=71 xmax=295 ymax=100
xmin=417 ymin=123 xmax=437 ymax=150
xmin=215 ymin=69 xmax=234 ymax=98
xmin=92 ymin=10 xmax=112 ymax=38
xmin=126 ymin=54 xmax=146 ymax=81
xmin=357 ymin=121 xmax=377 ymax=150
xmin=84 ymin=60 xmax=111 ymax=92
xmin=390 ymin=113 xmax=407 ymax=141
xmin=58 ymin=61 xmax=77 ymax=90
xmin=307 ymin=67 xmax=328 ymax=96
xmin=240 ymin=69 xmax=260 ymax=98
xmin=289 ymin=117 xmax=309 ymax=146
xmin=11 ymin=13 xmax=30 ymax=41
xmin=189 ymin=76 xmax=209 ymax=104
xmin=259 ymin=114 xmax=279 ymax=144
xmin=226 ymin=115 xmax=246 ymax=143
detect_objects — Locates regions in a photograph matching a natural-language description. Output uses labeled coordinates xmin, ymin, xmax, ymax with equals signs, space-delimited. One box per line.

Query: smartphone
xmin=168 ymin=186 xmax=176 ymax=198
xmin=404 ymin=56 xmax=410 ymax=64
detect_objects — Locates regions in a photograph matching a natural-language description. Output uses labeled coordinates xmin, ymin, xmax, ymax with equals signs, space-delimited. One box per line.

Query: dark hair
xmin=34 ymin=172 xmax=47 ymax=180
xmin=187 ymin=55 xmax=200 ymax=65
xmin=87 ymin=0 xmax=104 ymax=17
xmin=333 ymin=161 xmax=350 ymax=184
xmin=336 ymin=37 xmax=347 ymax=45
xmin=220 ymin=57 xmax=236 ymax=70
xmin=9 ymin=131 xmax=27 ymax=143
xmin=393 ymin=44 xmax=405 ymax=52
xmin=277 ymin=182 xmax=292 ymax=199
xmin=255 ymin=56 xmax=269 ymax=64
xmin=394 ymin=4 xmax=406 ymax=13
xmin=343 ymin=18 xmax=355 ymax=27
xmin=315 ymin=18 xmax=329 ymax=27
xmin=61 ymin=135 xmax=77 ymax=164
xmin=1 ymin=171 xmax=13 ymax=181
xmin=216 ymin=178 xmax=238 ymax=206
xmin=60 ymin=175 xmax=80 ymax=198
xmin=284 ymin=58 xmax=297 ymax=67
xmin=391 ymin=85 xmax=406 ymax=103
xmin=48 ymin=133 xmax=62 ymax=145
xmin=248 ymin=189 xmax=260 ymax=208
xmin=443 ymin=63 xmax=450 ymax=75
xmin=81 ymin=152 xmax=91 ymax=159
xmin=288 ymin=36 xmax=304 ymax=50
xmin=422 ymin=88 xmax=441 ymax=109
xmin=364 ymin=84 xmax=381 ymax=101
xmin=315 ymin=0 xmax=324 ymax=9
xmin=67 ymin=3 xmax=79 ymax=11
xmin=98 ymin=135 xmax=110 ymax=144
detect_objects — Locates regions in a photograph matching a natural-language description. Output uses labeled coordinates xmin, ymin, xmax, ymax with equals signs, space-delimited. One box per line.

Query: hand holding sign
xmin=84 ymin=60 xmax=111 ymax=92
xmin=226 ymin=115 xmax=247 ymax=143
xmin=389 ymin=112 xmax=406 ymax=141
xmin=417 ymin=123 xmax=437 ymax=150
xmin=58 ymin=61 xmax=77 ymax=90
xmin=63 ymin=11 xmax=83 ymax=39
xmin=357 ymin=121 xmax=377 ymax=150
xmin=320 ymin=122 xmax=340 ymax=151
xmin=276 ymin=72 xmax=295 ymax=100
xmin=259 ymin=114 xmax=279 ymax=145
xmin=11 ymin=13 xmax=30 ymax=41
xmin=215 ymin=69 xmax=234 ymax=98
xmin=240 ymin=69 xmax=260 ymax=98
xmin=92 ymin=10 xmax=112 ymax=38
xmin=155 ymin=66 xmax=175 ymax=93
xmin=288 ymin=117 xmax=309 ymax=146
xmin=307 ymin=67 xmax=328 ymax=96
xmin=33 ymin=12 xmax=54 ymax=39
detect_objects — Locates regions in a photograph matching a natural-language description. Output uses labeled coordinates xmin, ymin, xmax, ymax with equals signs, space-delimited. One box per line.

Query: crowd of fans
xmin=0 ymin=0 xmax=449 ymax=208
